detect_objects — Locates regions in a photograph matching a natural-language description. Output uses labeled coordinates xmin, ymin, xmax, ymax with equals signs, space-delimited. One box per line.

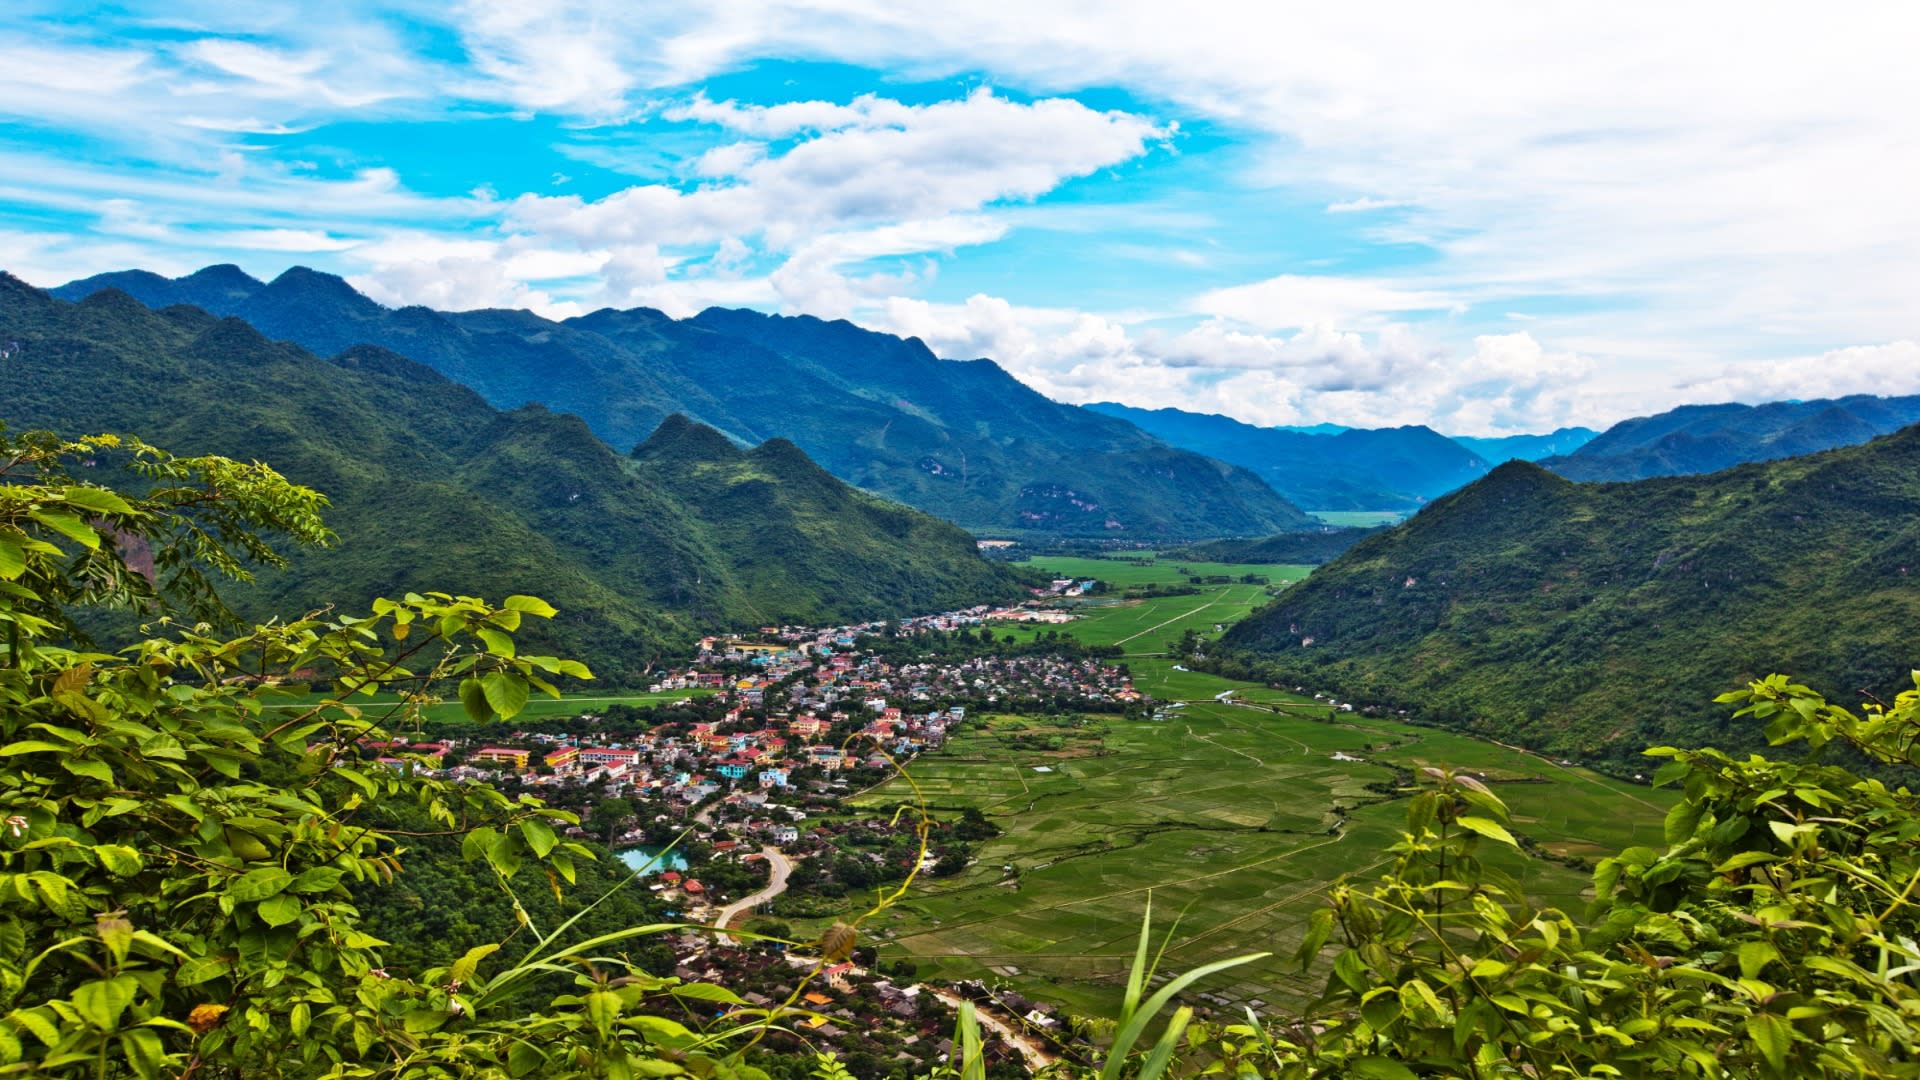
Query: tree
xmin=1255 ymin=671 xmax=1920 ymax=1078
xmin=0 ymin=431 xmax=764 ymax=1078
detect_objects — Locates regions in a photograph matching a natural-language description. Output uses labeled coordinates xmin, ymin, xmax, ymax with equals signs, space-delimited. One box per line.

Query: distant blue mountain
xmin=1541 ymin=395 xmax=1920 ymax=481
xmin=1451 ymin=428 xmax=1597 ymax=463
xmin=1083 ymin=402 xmax=1492 ymax=510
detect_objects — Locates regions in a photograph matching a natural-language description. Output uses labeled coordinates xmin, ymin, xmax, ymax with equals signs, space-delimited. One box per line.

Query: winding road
xmin=713 ymin=846 xmax=793 ymax=943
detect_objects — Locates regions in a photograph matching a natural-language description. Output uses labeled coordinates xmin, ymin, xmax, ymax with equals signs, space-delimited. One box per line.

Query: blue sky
xmin=5 ymin=2 xmax=1919 ymax=434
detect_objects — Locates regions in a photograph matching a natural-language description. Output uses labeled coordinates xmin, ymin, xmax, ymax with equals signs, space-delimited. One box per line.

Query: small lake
xmin=618 ymin=845 xmax=690 ymax=877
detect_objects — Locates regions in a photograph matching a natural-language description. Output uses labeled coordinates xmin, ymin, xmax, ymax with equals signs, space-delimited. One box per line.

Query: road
xmin=713 ymin=846 xmax=792 ymax=944
xmin=920 ymin=986 xmax=1059 ymax=1070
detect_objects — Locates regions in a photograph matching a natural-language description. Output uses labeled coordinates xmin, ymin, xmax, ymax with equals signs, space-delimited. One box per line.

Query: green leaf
xmin=1738 ymin=941 xmax=1779 ymax=980
xmin=290 ymin=1002 xmax=311 ymax=1038
xmin=60 ymin=757 xmax=113 ymax=784
xmin=0 ymin=740 xmax=70 ymax=756
xmin=477 ymin=627 xmax=516 ymax=658
xmin=1747 ymin=1012 xmax=1792 ymax=1072
xmin=459 ymin=677 xmax=492 ymax=723
xmin=176 ymin=955 xmax=230 ymax=987
xmin=119 ymin=1028 xmax=166 ymax=1080
xmin=507 ymin=1040 xmax=547 ymax=1077
xmin=229 ymin=867 xmax=293 ymax=902
xmin=257 ymin=894 xmax=301 ymax=927
xmin=61 ymin=486 xmax=136 ymax=515
xmin=0 ymin=536 xmax=25 ymax=579
xmin=1665 ymin=799 xmax=1708 ymax=846
xmin=1714 ymin=851 xmax=1779 ymax=873
xmin=519 ymin=818 xmax=557 ymax=858
xmin=290 ymin=867 xmax=343 ymax=893
xmin=1454 ymin=816 xmax=1518 ymax=846
xmin=481 ymin=671 xmax=529 ymax=721
xmin=73 ymin=975 xmax=135 ymax=1032
xmin=586 ymin=989 xmax=622 ymax=1034
xmin=451 ymin=943 xmax=500 ymax=986
xmin=503 ymin=595 xmax=558 ymax=618
xmin=29 ymin=510 xmax=100 ymax=549
xmin=669 ymin=982 xmax=744 ymax=1004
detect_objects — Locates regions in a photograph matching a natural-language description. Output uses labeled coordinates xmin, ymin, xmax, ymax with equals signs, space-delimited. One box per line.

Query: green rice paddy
xmin=823 ymin=549 xmax=1673 ymax=1016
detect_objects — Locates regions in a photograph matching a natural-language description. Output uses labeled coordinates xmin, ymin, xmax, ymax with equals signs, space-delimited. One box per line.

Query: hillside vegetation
xmin=1543 ymin=392 xmax=1920 ymax=481
xmin=0 ymin=274 xmax=1016 ymax=680
xmin=52 ymin=266 xmax=1311 ymax=539
xmin=1164 ymin=528 xmax=1378 ymax=565
xmin=1218 ymin=426 xmax=1920 ymax=765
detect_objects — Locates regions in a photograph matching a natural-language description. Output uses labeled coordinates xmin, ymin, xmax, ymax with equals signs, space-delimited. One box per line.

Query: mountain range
xmin=1217 ymin=425 xmax=1920 ymax=765
xmin=0 ymin=273 xmax=1019 ymax=682
xmin=49 ymin=265 xmax=1311 ymax=540
xmin=1083 ymin=401 xmax=1495 ymax=510
xmin=1451 ymin=427 xmax=1598 ymax=463
xmin=1540 ymin=393 xmax=1920 ymax=482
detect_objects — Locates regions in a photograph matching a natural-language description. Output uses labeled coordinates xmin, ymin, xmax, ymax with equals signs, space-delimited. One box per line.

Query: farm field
xmin=849 ymin=694 xmax=1671 ymax=1017
xmin=258 ymin=687 xmax=716 ymax=725
xmin=1309 ymin=510 xmax=1408 ymax=527
xmin=826 ymin=547 xmax=1673 ymax=1016
xmin=997 ymin=554 xmax=1309 ymax=655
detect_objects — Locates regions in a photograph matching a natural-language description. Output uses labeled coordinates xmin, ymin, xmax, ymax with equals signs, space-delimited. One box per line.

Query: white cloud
xmin=1193 ymin=274 xmax=1460 ymax=331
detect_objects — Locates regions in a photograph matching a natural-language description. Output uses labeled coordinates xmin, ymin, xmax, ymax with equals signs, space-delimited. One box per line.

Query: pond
xmin=617 ymin=844 xmax=690 ymax=877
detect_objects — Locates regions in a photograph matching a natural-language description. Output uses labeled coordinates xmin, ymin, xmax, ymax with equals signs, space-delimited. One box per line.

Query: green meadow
xmin=828 ymin=548 xmax=1674 ymax=1016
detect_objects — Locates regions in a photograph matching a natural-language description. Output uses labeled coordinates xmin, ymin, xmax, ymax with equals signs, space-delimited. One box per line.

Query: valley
xmin=767 ymin=554 xmax=1674 ymax=1018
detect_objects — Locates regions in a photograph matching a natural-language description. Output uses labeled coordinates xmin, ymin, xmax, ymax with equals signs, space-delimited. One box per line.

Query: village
xmin=352 ymin=594 xmax=1140 ymax=1076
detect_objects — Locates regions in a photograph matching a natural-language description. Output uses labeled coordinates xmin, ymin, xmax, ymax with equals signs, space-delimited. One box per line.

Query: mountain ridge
xmin=1216 ymin=425 xmax=1920 ymax=765
xmin=51 ymin=265 xmax=1312 ymax=539
xmin=4 ymin=273 xmax=1020 ymax=680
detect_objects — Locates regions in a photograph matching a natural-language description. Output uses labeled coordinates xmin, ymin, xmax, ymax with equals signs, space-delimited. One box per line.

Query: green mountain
xmin=1083 ymin=401 xmax=1491 ymax=509
xmin=51 ymin=266 xmax=1311 ymax=539
xmin=1 ymin=274 xmax=1018 ymax=680
xmin=1541 ymin=395 xmax=1920 ymax=481
xmin=1450 ymin=427 xmax=1596 ymax=462
xmin=1217 ymin=428 xmax=1920 ymax=766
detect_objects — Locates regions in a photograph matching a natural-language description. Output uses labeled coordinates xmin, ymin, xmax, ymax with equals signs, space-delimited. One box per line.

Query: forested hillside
xmin=0 ymin=274 xmax=1016 ymax=680
xmin=1218 ymin=427 xmax=1920 ymax=765
xmin=1084 ymin=401 xmax=1490 ymax=509
xmin=1164 ymin=528 xmax=1376 ymax=565
xmin=53 ymin=265 xmax=1312 ymax=538
xmin=1542 ymin=393 xmax=1920 ymax=481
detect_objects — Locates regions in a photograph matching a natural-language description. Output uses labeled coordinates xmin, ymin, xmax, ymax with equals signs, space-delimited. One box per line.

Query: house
xmin=759 ymin=768 xmax=790 ymax=789
xmin=472 ymin=747 xmax=530 ymax=769
xmin=682 ymin=879 xmax=706 ymax=896
xmin=717 ymin=759 xmax=752 ymax=781
xmin=581 ymin=747 xmax=641 ymax=767
xmin=773 ymin=825 xmax=800 ymax=845
xmin=544 ymin=747 xmax=579 ymax=774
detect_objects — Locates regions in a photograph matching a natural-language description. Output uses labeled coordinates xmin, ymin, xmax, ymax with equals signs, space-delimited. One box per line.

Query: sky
xmin=5 ymin=2 xmax=1920 ymax=436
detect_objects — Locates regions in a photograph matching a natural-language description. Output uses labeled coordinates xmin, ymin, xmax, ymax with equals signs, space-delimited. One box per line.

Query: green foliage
xmin=1163 ymin=529 xmax=1376 ymax=567
xmin=1220 ymin=432 xmax=1920 ymax=765
xmin=1264 ymin=672 xmax=1920 ymax=1078
xmin=0 ymin=436 xmax=771 ymax=1078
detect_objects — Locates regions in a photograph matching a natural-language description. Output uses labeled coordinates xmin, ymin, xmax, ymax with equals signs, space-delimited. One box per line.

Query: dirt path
xmin=920 ymin=986 xmax=1059 ymax=1070
xmin=1184 ymin=723 xmax=1267 ymax=767
xmin=1112 ymin=592 xmax=1230 ymax=647
xmin=713 ymin=847 xmax=792 ymax=944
